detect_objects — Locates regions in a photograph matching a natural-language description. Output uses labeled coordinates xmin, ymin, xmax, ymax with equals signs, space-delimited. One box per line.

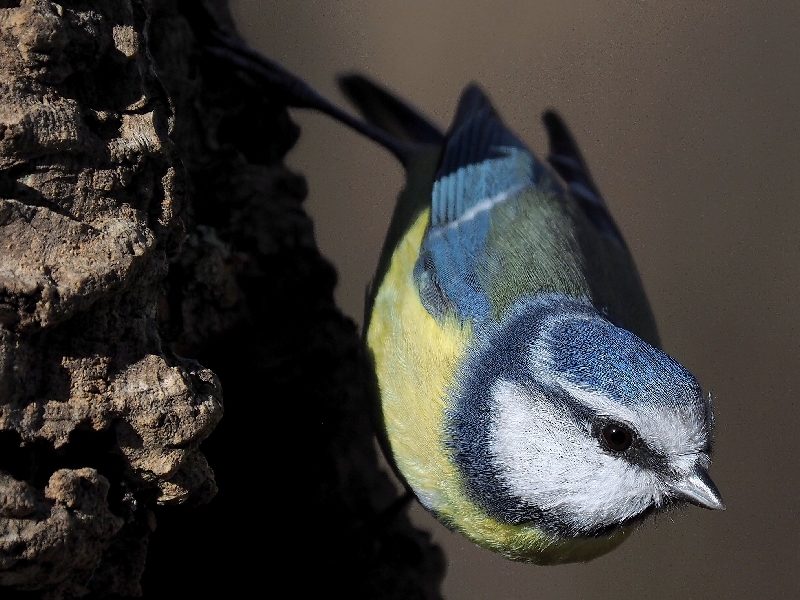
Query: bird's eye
xmin=600 ymin=422 xmax=634 ymax=453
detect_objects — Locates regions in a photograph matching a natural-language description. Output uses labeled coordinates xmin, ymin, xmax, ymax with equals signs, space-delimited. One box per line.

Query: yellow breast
xmin=366 ymin=209 xmax=628 ymax=563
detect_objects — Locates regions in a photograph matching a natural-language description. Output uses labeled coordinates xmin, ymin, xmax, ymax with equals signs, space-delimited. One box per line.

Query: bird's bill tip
xmin=669 ymin=467 xmax=725 ymax=511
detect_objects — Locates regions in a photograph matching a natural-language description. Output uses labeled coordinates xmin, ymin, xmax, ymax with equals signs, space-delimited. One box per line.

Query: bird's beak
xmin=668 ymin=466 xmax=725 ymax=511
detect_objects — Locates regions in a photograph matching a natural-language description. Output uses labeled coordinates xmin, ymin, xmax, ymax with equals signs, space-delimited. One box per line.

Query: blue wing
xmin=414 ymin=85 xmax=558 ymax=321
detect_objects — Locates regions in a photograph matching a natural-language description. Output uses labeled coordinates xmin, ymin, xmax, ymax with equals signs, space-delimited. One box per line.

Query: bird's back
xmin=365 ymin=83 xmax=658 ymax=344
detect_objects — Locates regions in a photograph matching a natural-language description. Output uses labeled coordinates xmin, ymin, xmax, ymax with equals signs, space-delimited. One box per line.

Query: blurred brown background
xmin=231 ymin=2 xmax=799 ymax=598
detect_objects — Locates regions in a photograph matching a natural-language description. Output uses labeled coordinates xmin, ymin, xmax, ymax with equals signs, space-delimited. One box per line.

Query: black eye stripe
xmin=588 ymin=418 xmax=673 ymax=472
xmin=541 ymin=384 xmax=674 ymax=470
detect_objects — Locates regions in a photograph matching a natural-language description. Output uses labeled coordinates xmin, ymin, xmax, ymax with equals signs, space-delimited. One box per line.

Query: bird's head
xmin=448 ymin=295 xmax=722 ymax=538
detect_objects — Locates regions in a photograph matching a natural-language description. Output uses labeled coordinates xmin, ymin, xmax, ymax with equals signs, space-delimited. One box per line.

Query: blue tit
xmin=338 ymin=75 xmax=724 ymax=564
xmin=205 ymin=34 xmax=723 ymax=563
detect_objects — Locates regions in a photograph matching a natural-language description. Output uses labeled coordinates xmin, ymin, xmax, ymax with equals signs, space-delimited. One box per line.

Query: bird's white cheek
xmin=488 ymin=379 xmax=660 ymax=529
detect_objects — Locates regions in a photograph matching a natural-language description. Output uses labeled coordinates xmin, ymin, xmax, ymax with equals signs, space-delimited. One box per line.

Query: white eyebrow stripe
xmin=555 ymin=378 xmax=707 ymax=459
xmin=554 ymin=379 xmax=639 ymax=423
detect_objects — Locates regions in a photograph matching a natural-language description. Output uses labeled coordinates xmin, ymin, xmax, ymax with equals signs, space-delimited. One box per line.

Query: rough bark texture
xmin=0 ymin=1 xmax=443 ymax=598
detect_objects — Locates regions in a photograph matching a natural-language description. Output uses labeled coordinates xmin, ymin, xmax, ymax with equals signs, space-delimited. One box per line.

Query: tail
xmin=338 ymin=74 xmax=443 ymax=147
xmin=183 ymin=3 xmax=414 ymax=165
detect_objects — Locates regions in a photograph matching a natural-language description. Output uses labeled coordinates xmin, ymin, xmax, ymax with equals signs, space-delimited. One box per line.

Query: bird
xmin=202 ymin=29 xmax=723 ymax=564
xmin=337 ymin=76 xmax=724 ymax=563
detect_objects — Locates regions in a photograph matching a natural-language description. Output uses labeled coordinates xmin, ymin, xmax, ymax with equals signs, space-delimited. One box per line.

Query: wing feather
xmin=415 ymin=86 xmax=557 ymax=321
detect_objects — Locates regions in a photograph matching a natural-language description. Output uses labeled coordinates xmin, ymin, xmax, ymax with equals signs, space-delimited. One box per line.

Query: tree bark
xmin=0 ymin=1 xmax=443 ymax=598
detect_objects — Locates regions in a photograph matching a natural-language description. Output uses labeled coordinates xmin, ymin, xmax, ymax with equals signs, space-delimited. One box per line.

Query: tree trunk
xmin=0 ymin=1 xmax=442 ymax=598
